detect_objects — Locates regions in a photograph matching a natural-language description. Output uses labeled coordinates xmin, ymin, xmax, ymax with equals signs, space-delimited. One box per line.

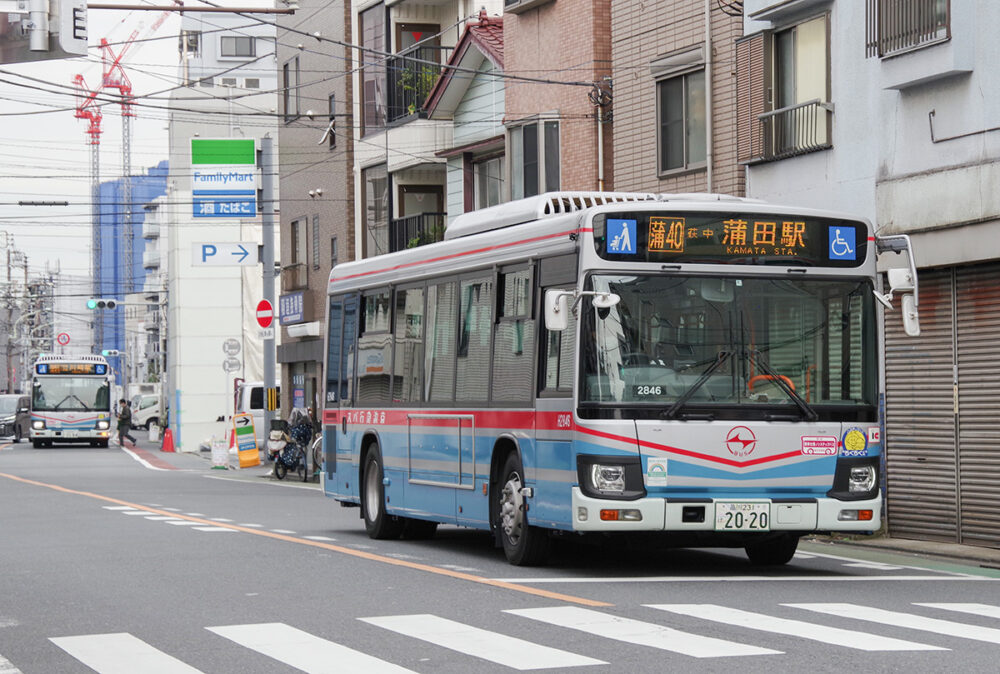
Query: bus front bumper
xmin=570 ymin=487 xmax=881 ymax=533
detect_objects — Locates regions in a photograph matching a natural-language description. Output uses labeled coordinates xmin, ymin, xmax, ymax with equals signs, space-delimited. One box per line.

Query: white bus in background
xmin=30 ymin=354 xmax=115 ymax=448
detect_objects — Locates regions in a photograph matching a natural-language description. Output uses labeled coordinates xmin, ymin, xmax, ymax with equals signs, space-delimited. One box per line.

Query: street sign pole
xmin=261 ymin=134 xmax=276 ymax=436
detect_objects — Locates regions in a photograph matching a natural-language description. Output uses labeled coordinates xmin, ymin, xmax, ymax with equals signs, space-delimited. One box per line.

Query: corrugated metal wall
xmin=885 ymin=263 xmax=1000 ymax=548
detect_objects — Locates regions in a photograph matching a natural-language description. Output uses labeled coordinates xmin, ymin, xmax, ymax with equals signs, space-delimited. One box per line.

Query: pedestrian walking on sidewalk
xmin=117 ymin=398 xmax=137 ymax=447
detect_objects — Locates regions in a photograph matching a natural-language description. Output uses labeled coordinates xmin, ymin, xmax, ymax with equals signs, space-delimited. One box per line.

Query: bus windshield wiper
xmin=662 ymin=350 xmax=731 ymax=419
xmin=746 ymin=349 xmax=819 ymax=421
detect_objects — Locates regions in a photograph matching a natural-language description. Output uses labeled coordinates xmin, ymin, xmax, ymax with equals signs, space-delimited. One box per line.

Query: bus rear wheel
xmin=745 ymin=533 xmax=799 ymax=566
xmin=362 ymin=445 xmax=404 ymax=540
xmin=496 ymin=452 xmax=550 ymax=566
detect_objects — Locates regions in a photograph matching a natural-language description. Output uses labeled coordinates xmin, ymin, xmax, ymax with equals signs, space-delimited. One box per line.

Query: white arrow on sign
xmin=192 ymin=242 xmax=257 ymax=266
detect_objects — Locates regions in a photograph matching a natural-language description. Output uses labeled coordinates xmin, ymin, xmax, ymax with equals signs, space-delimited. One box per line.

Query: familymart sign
xmin=191 ymin=138 xmax=257 ymax=218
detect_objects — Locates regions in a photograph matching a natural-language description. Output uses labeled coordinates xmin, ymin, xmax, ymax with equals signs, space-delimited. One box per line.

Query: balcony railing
xmin=758 ymin=99 xmax=832 ymax=161
xmin=386 ymin=44 xmax=451 ymax=123
xmin=281 ymin=262 xmax=308 ymax=291
xmin=389 ymin=213 xmax=446 ymax=253
xmin=866 ymin=0 xmax=950 ymax=58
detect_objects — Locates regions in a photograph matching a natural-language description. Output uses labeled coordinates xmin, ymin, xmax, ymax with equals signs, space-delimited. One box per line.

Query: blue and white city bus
xmin=29 ymin=354 xmax=115 ymax=448
xmin=320 ymin=192 xmax=920 ymax=565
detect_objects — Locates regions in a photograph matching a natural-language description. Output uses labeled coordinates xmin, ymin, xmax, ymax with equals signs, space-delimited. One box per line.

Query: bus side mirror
xmin=887 ymin=267 xmax=920 ymax=337
xmin=545 ymin=290 xmax=570 ymax=332
xmin=901 ymin=294 xmax=920 ymax=337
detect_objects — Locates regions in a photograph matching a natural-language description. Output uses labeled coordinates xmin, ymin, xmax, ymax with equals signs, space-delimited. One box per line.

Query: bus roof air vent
xmin=445 ymin=191 xmax=658 ymax=240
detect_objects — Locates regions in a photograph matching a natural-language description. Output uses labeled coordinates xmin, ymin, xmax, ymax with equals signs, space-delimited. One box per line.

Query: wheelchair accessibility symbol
xmin=829 ymin=226 xmax=856 ymax=261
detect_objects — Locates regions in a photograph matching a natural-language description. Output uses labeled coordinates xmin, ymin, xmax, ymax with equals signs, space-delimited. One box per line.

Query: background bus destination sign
xmin=597 ymin=212 xmax=867 ymax=266
xmin=36 ymin=363 xmax=107 ymax=375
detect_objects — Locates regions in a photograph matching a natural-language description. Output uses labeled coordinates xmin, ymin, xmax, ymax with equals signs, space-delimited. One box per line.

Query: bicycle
xmin=274 ymin=440 xmax=306 ymax=481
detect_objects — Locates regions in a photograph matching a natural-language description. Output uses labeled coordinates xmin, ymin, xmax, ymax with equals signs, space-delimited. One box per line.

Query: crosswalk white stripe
xmin=786 ymin=603 xmax=1000 ymax=644
xmin=207 ymin=622 xmax=415 ymax=673
xmin=505 ymin=606 xmax=779 ymax=659
xmin=915 ymin=603 xmax=1000 ymax=620
xmin=102 ymin=506 xmax=137 ymax=511
xmin=647 ymin=604 xmax=945 ymax=652
xmin=121 ymin=510 xmax=155 ymax=516
xmin=164 ymin=521 xmax=200 ymax=526
xmin=145 ymin=516 xmax=181 ymax=521
xmin=0 ymin=653 xmax=23 ymax=674
xmin=192 ymin=527 xmax=238 ymax=532
xmin=843 ymin=562 xmax=903 ymax=570
xmin=50 ymin=633 xmax=204 ymax=673
xmin=360 ymin=614 xmax=605 ymax=670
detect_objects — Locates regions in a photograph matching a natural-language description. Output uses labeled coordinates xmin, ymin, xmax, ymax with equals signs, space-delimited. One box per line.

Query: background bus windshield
xmin=580 ymin=274 xmax=876 ymax=418
xmin=32 ymin=377 xmax=110 ymax=412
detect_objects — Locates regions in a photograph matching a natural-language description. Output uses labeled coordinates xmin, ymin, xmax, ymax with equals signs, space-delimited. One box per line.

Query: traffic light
xmin=101 ymin=349 xmax=120 ymax=357
xmin=87 ymin=298 xmax=118 ymax=310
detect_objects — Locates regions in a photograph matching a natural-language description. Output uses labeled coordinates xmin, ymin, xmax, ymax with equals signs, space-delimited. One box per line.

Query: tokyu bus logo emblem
xmin=725 ymin=426 xmax=757 ymax=457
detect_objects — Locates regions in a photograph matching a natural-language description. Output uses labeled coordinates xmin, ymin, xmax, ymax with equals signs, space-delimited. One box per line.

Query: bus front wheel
xmin=745 ymin=533 xmax=799 ymax=566
xmin=362 ymin=445 xmax=404 ymax=540
xmin=496 ymin=452 xmax=550 ymax=566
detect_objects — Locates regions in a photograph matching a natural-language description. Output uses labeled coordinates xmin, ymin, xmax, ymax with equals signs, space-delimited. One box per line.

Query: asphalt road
xmin=2 ymin=438 xmax=999 ymax=673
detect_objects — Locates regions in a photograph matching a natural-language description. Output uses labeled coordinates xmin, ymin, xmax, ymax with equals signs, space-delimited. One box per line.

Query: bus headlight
xmin=32 ymin=419 xmax=45 ymax=430
xmin=591 ymin=464 xmax=626 ymax=493
xmin=96 ymin=420 xmax=110 ymax=430
xmin=849 ymin=465 xmax=876 ymax=494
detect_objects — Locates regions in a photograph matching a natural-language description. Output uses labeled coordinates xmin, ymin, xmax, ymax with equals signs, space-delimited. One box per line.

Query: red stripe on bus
xmin=331 ymin=228 xmax=584 ymax=283
xmin=577 ymin=425 xmax=804 ymax=468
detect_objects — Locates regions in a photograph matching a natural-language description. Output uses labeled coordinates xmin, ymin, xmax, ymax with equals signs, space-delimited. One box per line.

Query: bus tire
xmin=497 ymin=452 xmax=550 ymax=566
xmin=362 ymin=445 xmax=404 ymax=540
xmin=400 ymin=518 xmax=438 ymax=540
xmin=31 ymin=440 xmax=42 ymax=449
xmin=745 ymin=533 xmax=799 ymax=566
xmin=98 ymin=439 xmax=109 ymax=448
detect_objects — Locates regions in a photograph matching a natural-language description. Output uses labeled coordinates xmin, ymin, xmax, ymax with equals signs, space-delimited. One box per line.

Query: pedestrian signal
xmin=87 ymin=298 xmax=118 ymax=310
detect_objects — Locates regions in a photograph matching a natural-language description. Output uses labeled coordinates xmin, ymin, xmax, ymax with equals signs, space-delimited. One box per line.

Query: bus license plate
xmin=715 ymin=502 xmax=770 ymax=531
xmin=64 ymin=430 xmax=78 ymax=438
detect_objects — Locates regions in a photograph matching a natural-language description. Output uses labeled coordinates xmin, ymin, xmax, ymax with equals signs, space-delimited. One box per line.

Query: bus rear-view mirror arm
xmin=544 ymin=289 xmax=620 ymax=331
xmin=875 ymin=234 xmax=920 ymax=337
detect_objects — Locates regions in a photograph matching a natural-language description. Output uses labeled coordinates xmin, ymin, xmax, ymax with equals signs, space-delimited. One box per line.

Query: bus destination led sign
xmin=36 ymin=363 xmax=107 ymax=375
xmin=597 ymin=212 xmax=867 ymax=267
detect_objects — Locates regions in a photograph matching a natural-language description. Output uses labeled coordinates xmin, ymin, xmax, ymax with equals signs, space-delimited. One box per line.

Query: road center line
xmin=0 ymin=471 xmax=610 ymax=608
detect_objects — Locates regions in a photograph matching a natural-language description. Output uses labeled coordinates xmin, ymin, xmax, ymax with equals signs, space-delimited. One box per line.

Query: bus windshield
xmin=32 ymin=377 xmax=110 ymax=412
xmin=580 ymin=274 xmax=877 ymax=419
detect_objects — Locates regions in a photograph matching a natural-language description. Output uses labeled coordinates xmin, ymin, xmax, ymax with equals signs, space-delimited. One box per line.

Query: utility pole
xmin=261 ymin=134 xmax=276 ymax=436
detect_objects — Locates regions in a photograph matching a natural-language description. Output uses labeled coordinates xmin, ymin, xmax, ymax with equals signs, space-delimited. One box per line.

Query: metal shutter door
xmin=884 ymin=269 xmax=957 ymax=542
xmin=956 ymin=263 xmax=1000 ymax=547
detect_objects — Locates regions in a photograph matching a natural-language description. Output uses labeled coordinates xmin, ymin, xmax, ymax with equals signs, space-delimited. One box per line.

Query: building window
xmin=330 ymin=237 xmax=338 ymax=268
xmin=220 ymin=77 xmax=238 ymax=87
xmin=509 ymin=121 xmax=559 ymax=200
xmin=327 ymin=94 xmax=336 ymax=149
xmin=244 ymin=78 xmax=260 ymax=89
xmin=735 ymin=14 xmax=831 ymax=163
xmin=199 ymin=77 xmax=214 ymax=88
xmin=180 ymin=30 xmax=200 ymax=56
xmin=475 ymin=156 xmax=504 ymax=209
xmin=360 ymin=3 xmax=386 ymax=135
xmin=362 ymin=164 xmax=389 ymax=258
xmin=283 ymin=57 xmax=300 ymax=123
xmin=312 ymin=215 xmax=320 ymax=270
xmin=657 ymin=69 xmax=706 ymax=174
xmin=221 ymin=35 xmax=255 ymax=57
xmin=865 ymin=0 xmax=950 ymax=57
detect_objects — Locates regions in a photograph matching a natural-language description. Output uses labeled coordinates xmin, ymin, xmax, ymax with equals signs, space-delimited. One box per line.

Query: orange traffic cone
xmin=161 ymin=427 xmax=175 ymax=453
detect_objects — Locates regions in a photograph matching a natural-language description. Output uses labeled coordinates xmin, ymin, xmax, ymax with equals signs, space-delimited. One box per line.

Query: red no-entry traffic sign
xmin=256 ymin=299 xmax=274 ymax=328
xmin=56 ymin=332 xmax=71 ymax=346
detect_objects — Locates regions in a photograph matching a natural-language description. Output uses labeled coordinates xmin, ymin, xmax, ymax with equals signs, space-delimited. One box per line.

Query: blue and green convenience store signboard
xmin=191 ymin=138 xmax=257 ymax=218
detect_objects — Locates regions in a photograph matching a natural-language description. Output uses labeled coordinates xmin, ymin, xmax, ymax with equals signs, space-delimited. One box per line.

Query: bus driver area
xmin=320 ymin=191 xmax=919 ymax=566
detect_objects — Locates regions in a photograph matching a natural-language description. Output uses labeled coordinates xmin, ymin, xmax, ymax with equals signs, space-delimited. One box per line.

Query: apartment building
xmin=738 ymin=0 xmax=1000 ymax=549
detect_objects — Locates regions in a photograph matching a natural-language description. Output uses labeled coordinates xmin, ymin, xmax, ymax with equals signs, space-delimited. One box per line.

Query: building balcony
xmin=865 ymin=0 xmax=949 ymax=58
xmin=142 ymin=250 xmax=160 ymax=269
xmin=281 ymin=262 xmax=308 ymax=291
xmin=389 ymin=212 xmax=446 ymax=253
xmin=142 ymin=220 xmax=160 ymax=239
xmin=386 ymin=44 xmax=452 ymax=124
xmin=756 ymin=99 xmax=833 ymax=162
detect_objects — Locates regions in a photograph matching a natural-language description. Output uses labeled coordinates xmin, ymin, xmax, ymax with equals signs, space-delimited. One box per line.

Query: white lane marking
xmin=160 ymin=507 xmax=181 ymax=512
xmin=192 ymin=527 xmax=238 ymax=533
xmin=210 ymin=518 xmax=234 ymax=522
xmin=144 ymin=516 xmax=181 ymax=521
xmin=122 ymin=447 xmax=170 ymax=471
xmin=184 ymin=513 xmax=205 ymax=517
xmin=237 ymin=523 xmax=263 ymax=528
xmin=494 ymin=575 xmax=996 ymax=584
xmin=208 ymin=623 xmax=415 ymax=673
xmin=794 ymin=549 xmax=970 ymax=574
xmin=270 ymin=529 xmax=296 ymax=534
xmin=120 ymin=510 xmax=155 ymax=516
xmin=50 ymin=633 xmax=203 ymax=673
xmin=361 ymin=614 xmax=606 ymax=669
xmin=792 ymin=553 xmax=816 ymax=559
xmin=506 ymin=606 xmax=778 ymax=659
xmin=164 ymin=521 xmax=200 ymax=526
xmin=843 ymin=562 xmax=903 ymax=570
xmin=787 ymin=603 xmax=1000 ymax=644
xmin=102 ymin=506 xmax=136 ymax=511
xmin=304 ymin=536 xmax=337 ymax=541
xmin=0 ymin=653 xmax=23 ymax=674
xmin=915 ymin=603 xmax=1000 ymax=620
xmin=647 ymin=604 xmax=945 ymax=652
